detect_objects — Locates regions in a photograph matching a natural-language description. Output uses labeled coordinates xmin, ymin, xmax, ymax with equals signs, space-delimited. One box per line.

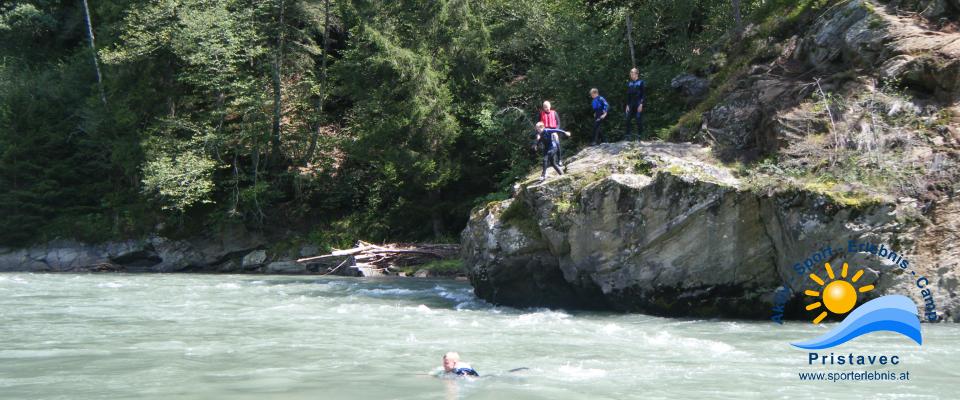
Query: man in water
xmin=533 ymin=122 xmax=567 ymax=183
xmin=624 ymin=68 xmax=645 ymax=141
xmin=442 ymin=352 xmax=479 ymax=377
xmin=539 ymin=101 xmax=568 ymax=166
xmin=590 ymin=88 xmax=609 ymax=145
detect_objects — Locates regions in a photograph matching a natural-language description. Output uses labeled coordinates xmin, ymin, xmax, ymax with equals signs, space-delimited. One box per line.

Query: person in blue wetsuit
xmin=442 ymin=352 xmax=479 ymax=377
xmin=624 ymin=68 xmax=645 ymax=141
xmin=590 ymin=88 xmax=609 ymax=145
xmin=533 ymin=122 xmax=567 ymax=183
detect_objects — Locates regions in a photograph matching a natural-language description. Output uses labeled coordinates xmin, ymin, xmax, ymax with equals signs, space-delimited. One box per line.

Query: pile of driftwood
xmin=296 ymin=241 xmax=460 ymax=276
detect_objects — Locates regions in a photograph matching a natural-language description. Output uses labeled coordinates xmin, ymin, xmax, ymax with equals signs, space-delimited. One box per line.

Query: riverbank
xmin=0 ymin=230 xmax=465 ymax=279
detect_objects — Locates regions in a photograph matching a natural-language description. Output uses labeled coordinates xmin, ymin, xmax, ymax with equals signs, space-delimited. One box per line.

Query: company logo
xmin=791 ymin=262 xmax=922 ymax=350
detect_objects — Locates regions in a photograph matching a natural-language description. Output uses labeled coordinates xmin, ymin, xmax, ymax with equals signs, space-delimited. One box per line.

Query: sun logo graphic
xmin=803 ymin=262 xmax=874 ymax=324
xmin=792 ymin=262 xmax=923 ymax=350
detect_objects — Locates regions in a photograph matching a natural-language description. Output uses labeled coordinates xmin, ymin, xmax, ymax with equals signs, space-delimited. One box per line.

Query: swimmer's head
xmin=443 ymin=352 xmax=460 ymax=372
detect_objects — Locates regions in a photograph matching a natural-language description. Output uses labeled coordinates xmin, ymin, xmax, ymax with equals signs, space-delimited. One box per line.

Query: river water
xmin=0 ymin=273 xmax=956 ymax=399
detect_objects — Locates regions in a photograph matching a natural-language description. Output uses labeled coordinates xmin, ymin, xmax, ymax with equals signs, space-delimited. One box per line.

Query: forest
xmin=0 ymin=0 xmax=798 ymax=247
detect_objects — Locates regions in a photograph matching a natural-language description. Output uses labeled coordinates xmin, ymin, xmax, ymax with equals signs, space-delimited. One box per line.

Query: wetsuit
xmin=540 ymin=110 xmax=564 ymax=166
xmin=538 ymin=129 xmax=564 ymax=179
xmin=625 ymin=79 xmax=645 ymax=140
xmin=452 ymin=367 xmax=479 ymax=377
xmin=591 ymin=95 xmax=609 ymax=145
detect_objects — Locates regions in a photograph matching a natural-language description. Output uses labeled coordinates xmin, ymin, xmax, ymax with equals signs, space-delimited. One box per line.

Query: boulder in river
xmin=461 ymin=142 xmax=960 ymax=321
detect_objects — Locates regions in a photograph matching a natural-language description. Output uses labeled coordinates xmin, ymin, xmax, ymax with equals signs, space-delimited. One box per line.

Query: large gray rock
xmin=265 ymin=261 xmax=306 ymax=274
xmin=0 ymin=224 xmax=266 ymax=273
xmin=671 ymin=74 xmax=710 ymax=101
xmin=242 ymin=250 xmax=268 ymax=268
xmin=461 ymin=142 xmax=959 ymax=321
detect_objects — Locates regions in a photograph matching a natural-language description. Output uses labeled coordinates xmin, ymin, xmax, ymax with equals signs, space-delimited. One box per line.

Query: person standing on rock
xmin=539 ymin=101 xmax=569 ymax=166
xmin=534 ymin=122 xmax=567 ymax=182
xmin=624 ymin=68 xmax=645 ymax=141
xmin=590 ymin=88 xmax=609 ymax=145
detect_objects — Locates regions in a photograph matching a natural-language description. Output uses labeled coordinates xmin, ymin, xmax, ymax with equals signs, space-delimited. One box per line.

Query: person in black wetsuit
xmin=624 ymin=67 xmax=645 ymax=141
xmin=442 ymin=352 xmax=479 ymax=377
xmin=533 ymin=122 xmax=567 ymax=182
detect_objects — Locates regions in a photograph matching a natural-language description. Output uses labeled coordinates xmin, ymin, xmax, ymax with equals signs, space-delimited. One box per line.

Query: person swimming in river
xmin=539 ymin=101 xmax=569 ymax=167
xmin=442 ymin=352 xmax=479 ymax=377
xmin=533 ymin=122 xmax=568 ymax=183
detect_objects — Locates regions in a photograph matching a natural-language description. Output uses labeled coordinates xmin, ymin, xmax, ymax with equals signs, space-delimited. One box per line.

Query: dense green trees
xmin=0 ymin=0 xmax=777 ymax=246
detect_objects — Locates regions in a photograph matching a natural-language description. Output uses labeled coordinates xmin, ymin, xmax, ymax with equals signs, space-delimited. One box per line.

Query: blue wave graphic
xmin=792 ymin=295 xmax=922 ymax=350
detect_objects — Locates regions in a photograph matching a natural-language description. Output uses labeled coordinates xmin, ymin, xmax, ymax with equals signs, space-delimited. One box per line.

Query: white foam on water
xmin=356 ymin=287 xmax=422 ymax=297
xmin=214 ymin=282 xmax=241 ymax=289
xmin=557 ymin=364 xmax=607 ymax=381
xmin=434 ymin=285 xmax=474 ymax=302
xmin=6 ymin=276 xmax=28 ymax=284
xmin=598 ymin=323 xmax=624 ymax=335
xmin=0 ymin=348 xmax=113 ymax=359
xmin=97 ymin=282 xmax=124 ymax=288
xmin=508 ymin=310 xmax=571 ymax=327
xmin=642 ymin=331 xmax=737 ymax=356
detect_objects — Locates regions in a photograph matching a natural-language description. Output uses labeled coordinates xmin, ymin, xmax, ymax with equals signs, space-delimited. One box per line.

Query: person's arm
xmin=638 ymin=81 xmax=645 ymax=113
xmin=544 ymin=128 xmax=569 ymax=137
xmin=532 ymin=133 xmax=541 ymax=151
xmin=601 ymin=98 xmax=609 ymax=119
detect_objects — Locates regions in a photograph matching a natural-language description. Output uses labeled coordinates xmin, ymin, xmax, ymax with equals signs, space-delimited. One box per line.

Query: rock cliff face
xmin=461 ymin=0 xmax=960 ymax=323
xmin=461 ymin=142 xmax=959 ymax=321
xmin=0 ymin=225 xmax=267 ymax=273
xmin=702 ymin=0 xmax=960 ymax=160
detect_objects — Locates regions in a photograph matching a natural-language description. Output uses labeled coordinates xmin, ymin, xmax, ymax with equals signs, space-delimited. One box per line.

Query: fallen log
xmin=296 ymin=242 xmax=460 ymax=269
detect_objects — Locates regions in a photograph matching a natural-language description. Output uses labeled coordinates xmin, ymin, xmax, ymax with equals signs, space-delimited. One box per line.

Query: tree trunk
xmin=251 ymin=139 xmax=265 ymax=223
xmin=625 ymin=14 xmax=636 ymax=68
xmin=269 ymin=0 xmax=286 ymax=166
xmin=303 ymin=0 xmax=331 ymax=165
xmin=429 ymin=191 xmax=444 ymax=238
xmin=732 ymin=0 xmax=744 ymax=39
xmin=81 ymin=0 xmax=107 ymax=105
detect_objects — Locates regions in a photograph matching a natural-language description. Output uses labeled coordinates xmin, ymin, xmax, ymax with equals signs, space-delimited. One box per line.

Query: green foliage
xmin=499 ymin=199 xmax=541 ymax=239
xmin=0 ymin=0 xmax=850 ymax=246
xmin=141 ymin=147 xmax=218 ymax=212
xmin=398 ymin=258 xmax=465 ymax=276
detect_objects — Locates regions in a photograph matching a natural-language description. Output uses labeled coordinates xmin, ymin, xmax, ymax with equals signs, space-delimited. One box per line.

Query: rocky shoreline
xmin=0 ymin=228 xmax=464 ymax=278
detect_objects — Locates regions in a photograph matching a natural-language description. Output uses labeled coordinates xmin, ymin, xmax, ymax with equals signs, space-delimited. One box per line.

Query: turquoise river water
xmin=0 ymin=273 xmax=957 ymax=399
